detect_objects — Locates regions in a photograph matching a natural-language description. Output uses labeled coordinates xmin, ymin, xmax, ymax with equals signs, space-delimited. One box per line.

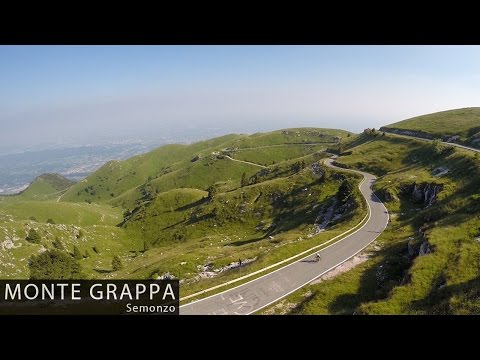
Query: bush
xmin=46 ymin=218 xmax=55 ymax=224
xmin=53 ymin=236 xmax=64 ymax=250
xmin=29 ymin=249 xmax=83 ymax=280
xmin=26 ymin=228 xmax=41 ymax=244
xmin=112 ymin=255 xmax=123 ymax=271
xmin=73 ymin=245 xmax=83 ymax=260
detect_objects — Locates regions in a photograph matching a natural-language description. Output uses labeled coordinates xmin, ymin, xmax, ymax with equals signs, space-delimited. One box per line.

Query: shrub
xmin=112 ymin=255 xmax=123 ymax=271
xmin=29 ymin=249 xmax=83 ymax=280
xmin=53 ymin=236 xmax=64 ymax=250
xmin=73 ymin=245 xmax=83 ymax=260
xmin=26 ymin=228 xmax=41 ymax=244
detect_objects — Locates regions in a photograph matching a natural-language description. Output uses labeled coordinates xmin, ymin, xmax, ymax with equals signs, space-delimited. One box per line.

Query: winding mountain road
xmin=180 ymin=157 xmax=389 ymax=315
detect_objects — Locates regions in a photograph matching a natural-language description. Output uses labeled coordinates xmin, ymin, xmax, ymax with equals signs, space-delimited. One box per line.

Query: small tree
xmin=337 ymin=179 xmax=354 ymax=204
xmin=143 ymin=241 xmax=151 ymax=252
xmin=206 ymin=185 xmax=217 ymax=201
xmin=26 ymin=228 xmax=41 ymax=244
xmin=241 ymin=172 xmax=248 ymax=187
xmin=112 ymin=255 xmax=123 ymax=271
xmin=73 ymin=245 xmax=83 ymax=260
xmin=53 ymin=236 xmax=64 ymax=250
xmin=29 ymin=249 xmax=83 ymax=280
xmin=431 ymin=139 xmax=443 ymax=156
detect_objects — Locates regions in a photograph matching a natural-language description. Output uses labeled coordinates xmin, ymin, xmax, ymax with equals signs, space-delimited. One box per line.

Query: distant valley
xmin=0 ymin=141 xmax=166 ymax=195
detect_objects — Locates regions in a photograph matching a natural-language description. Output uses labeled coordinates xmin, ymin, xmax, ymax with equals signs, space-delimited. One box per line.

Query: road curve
xmin=180 ymin=158 xmax=389 ymax=315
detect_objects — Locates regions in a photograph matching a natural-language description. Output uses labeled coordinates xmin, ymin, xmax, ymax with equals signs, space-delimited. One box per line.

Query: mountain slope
xmin=381 ymin=107 xmax=480 ymax=147
xmin=18 ymin=173 xmax=75 ymax=201
xmin=60 ymin=128 xmax=350 ymax=206
xmin=268 ymin=129 xmax=480 ymax=315
xmin=1 ymin=127 xmax=360 ymax=286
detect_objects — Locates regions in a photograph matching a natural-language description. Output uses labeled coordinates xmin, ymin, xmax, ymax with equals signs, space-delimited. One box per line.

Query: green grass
xmin=60 ymin=134 xmax=245 ymax=204
xmin=0 ymin=198 xmax=122 ymax=226
xmin=60 ymin=128 xmax=348 ymax=206
xmin=0 ymin=127 xmax=364 ymax=289
xmin=0 ymin=216 xmax=138 ymax=279
xmin=227 ymin=128 xmax=350 ymax=149
xmin=263 ymin=132 xmax=480 ymax=314
xmin=382 ymin=107 xmax=480 ymax=145
xmin=232 ymin=144 xmax=327 ymax=166
xmin=16 ymin=173 xmax=75 ymax=201
xmin=117 ymin=159 xmax=364 ymax=291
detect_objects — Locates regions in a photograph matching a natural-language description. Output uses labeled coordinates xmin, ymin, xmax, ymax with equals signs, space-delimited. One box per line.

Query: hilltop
xmin=60 ymin=128 xmax=350 ymax=208
xmin=381 ymin=107 xmax=480 ymax=148
xmin=18 ymin=173 xmax=75 ymax=201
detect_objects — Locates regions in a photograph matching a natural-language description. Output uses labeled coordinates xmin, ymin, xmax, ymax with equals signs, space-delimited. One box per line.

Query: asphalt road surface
xmin=180 ymin=158 xmax=389 ymax=315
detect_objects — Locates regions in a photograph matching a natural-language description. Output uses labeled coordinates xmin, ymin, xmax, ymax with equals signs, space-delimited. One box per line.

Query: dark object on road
xmin=239 ymin=259 xmax=242 ymax=267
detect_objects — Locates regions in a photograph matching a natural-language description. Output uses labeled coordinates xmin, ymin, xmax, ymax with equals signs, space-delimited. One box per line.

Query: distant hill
xmin=60 ymin=128 xmax=350 ymax=207
xmin=381 ymin=107 xmax=480 ymax=147
xmin=19 ymin=173 xmax=75 ymax=200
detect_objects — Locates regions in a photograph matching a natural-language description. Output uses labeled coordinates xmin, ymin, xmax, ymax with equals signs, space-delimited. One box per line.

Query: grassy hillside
xmin=0 ymin=198 xmax=122 ymax=226
xmin=381 ymin=107 xmax=480 ymax=147
xmin=0 ymin=215 xmax=138 ymax=279
xmin=60 ymin=128 xmax=349 ymax=206
xmin=1 ymin=127 xmax=364 ymax=289
xmin=226 ymin=128 xmax=350 ymax=148
xmin=115 ymin=152 xmax=365 ymax=290
xmin=264 ymin=131 xmax=480 ymax=314
xmin=60 ymin=134 xmax=244 ymax=203
xmin=17 ymin=173 xmax=75 ymax=201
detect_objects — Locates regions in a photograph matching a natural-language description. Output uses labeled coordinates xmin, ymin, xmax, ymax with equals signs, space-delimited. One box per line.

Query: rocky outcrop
xmin=402 ymin=182 xmax=443 ymax=207
xmin=310 ymin=162 xmax=324 ymax=177
xmin=418 ymin=240 xmax=433 ymax=256
xmin=432 ymin=166 xmax=449 ymax=177
xmin=407 ymin=237 xmax=416 ymax=257
xmin=313 ymin=198 xmax=337 ymax=234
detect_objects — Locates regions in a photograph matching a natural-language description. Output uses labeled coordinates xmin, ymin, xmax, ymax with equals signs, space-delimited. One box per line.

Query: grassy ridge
xmin=382 ymin=107 xmax=480 ymax=145
xmin=61 ymin=128 xmax=347 ymax=206
xmin=232 ymin=144 xmax=327 ymax=166
xmin=60 ymin=134 xmax=245 ymax=203
xmin=17 ymin=173 xmax=75 ymax=201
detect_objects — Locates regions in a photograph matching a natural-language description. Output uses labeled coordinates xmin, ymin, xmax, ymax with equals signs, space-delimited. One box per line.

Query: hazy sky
xmin=1 ymin=45 xmax=480 ymax=150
